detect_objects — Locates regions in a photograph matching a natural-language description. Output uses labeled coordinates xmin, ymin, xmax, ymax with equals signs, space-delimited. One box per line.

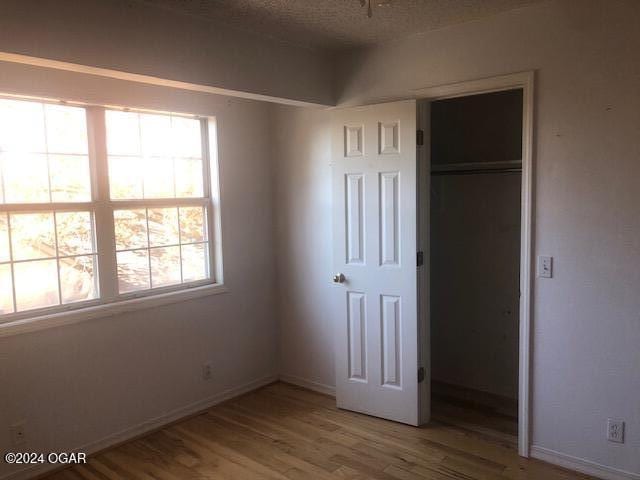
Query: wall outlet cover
xmin=10 ymin=422 xmax=27 ymax=447
xmin=202 ymin=362 xmax=212 ymax=380
xmin=606 ymin=418 xmax=625 ymax=443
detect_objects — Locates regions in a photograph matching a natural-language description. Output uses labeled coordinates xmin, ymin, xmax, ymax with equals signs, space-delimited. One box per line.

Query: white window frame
xmin=0 ymin=95 xmax=225 ymax=329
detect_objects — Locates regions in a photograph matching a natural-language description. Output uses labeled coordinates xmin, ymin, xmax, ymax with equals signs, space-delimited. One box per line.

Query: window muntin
xmin=0 ymin=96 xmax=217 ymax=321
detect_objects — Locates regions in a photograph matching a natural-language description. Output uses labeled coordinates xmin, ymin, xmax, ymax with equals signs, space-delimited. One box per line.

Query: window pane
xmin=0 ymin=214 xmax=9 ymax=262
xmin=181 ymin=243 xmax=208 ymax=282
xmin=44 ymin=104 xmax=88 ymax=154
xmin=60 ymin=255 xmax=97 ymax=303
xmin=14 ymin=259 xmax=59 ymax=311
xmin=150 ymin=246 xmax=181 ymax=287
xmin=0 ymin=100 xmax=91 ymax=205
xmin=143 ymin=157 xmax=174 ymax=198
xmin=1 ymin=153 xmax=50 ymax=203
xmin=49 ymin=155 xmax=92 ymax=202
xmin=106 ymin=110 xmax=140 ymax=156
xmin=141 ymin=113 xmax=171 ymax=157
xmin=109 ymin=156 xmax=143 ymax=199
xmin=10 ymin=213 xmax=56 ymax=260
xmin=172 ymin=117 xmax=201 ymax=158
xmin=0 ymin=264 xmax=13 ymax=314
xmin=175 ymin=158 xmax=204 ymax=198
xmin=114 ymin=209 xmax=148 ymax=250
xmin=106 ymin=110 xmax=205 ymax=201
xmin=117 ymin=249 xmax=150 ymax=293
xmin=56 ymin=211 xmax=94 ymax=256
xmin=179 ymin=207 xmax=206 ymax=243
xmin=0 ymin=99 xmax=46 ymax=153
xmin=148 ymin=208 xmax=179 ymax=247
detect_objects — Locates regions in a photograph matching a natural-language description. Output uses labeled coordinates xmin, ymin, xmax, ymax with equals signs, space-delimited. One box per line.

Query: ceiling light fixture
xmin=359 ymin=0 xmax=392 ymax=18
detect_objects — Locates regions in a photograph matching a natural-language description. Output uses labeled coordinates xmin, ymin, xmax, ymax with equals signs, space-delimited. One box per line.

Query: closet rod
xmin=431 ymin=168 xmax=522 ymax=176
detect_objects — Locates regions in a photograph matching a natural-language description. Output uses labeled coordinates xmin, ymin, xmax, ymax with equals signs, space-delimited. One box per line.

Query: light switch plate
xmin=537 ymin=255 xmax=553 ymax=278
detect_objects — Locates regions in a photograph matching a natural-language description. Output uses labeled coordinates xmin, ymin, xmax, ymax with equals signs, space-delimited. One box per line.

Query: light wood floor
xmin=431 ymin=381 xmax=518 ymax=450
xmin=45 ymin=382 xmax=594 ymax=480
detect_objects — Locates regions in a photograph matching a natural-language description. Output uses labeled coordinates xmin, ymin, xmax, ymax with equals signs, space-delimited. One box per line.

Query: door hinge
xmin=416 ymin=129 xmax=424 ymax=146
xmin=417 ymin=251 xmax=424 ymax=267
xmin=418 ymin=367 xmax=425 ymax=383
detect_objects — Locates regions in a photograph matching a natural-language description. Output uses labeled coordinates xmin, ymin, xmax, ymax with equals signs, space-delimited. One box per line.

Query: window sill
xmin=0 ymin=283 xmax=229 ymax=338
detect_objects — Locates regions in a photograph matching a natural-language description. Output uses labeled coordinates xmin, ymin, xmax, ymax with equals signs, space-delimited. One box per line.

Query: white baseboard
xmin=279 ymin=374 xmax=336 ymax=397
xmin=1 ymin=374 xmax=278 ymax=480
xmin=531 ymin=445 xmax=640 ymax=480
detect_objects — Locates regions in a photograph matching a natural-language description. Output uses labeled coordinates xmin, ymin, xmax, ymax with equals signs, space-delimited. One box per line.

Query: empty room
xmin=0 ymin=1 xmax=638 ymax=479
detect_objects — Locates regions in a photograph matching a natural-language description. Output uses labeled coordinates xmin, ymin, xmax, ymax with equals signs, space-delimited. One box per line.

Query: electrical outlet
xmin=10 ymin=422 xmax=26 ymax=447
xmin=607 ymin=418 xmax=625 ymax=443
xmin=202 ymin=362 xmax=212 ymax=380
xmin=537 ymin=255 xmax=553 ymax=278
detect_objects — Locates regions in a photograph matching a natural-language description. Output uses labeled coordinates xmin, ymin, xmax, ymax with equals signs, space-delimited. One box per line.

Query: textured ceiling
xmin=135 ymin=0 xmax=545 ymax=51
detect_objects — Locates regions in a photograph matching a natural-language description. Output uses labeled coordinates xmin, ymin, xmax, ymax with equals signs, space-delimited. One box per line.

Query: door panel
xmin=332 ymin=100 xmax=419 ymax=426
xmin=381 ymin=294 xmax=401 ymax=387
xmin=347 ymin=291 xmax=367 ymax=381
xmin=379 ymin=171 xmax=399 ymax=266
xmin=346 ymin=174 xmax=365 ymax=265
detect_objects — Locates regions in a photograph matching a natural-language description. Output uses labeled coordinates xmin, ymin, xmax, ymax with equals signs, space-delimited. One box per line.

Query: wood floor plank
xmin=40 ymin=382 xmax=596 ymax=480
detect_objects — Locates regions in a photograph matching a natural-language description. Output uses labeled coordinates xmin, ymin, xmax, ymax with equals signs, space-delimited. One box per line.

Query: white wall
xmin=0 ymin=63 xmax=278 ymax=479
xmin=275 ymin=0 xmax=640 ymax=476
xmin=271 ymin=106 xmax=335 ymax=393
xmin=0 ymin=0 xmax=334 ymax=106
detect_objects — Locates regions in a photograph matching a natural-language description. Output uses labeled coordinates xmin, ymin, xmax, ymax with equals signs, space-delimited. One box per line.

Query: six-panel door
xmin=332 ymin=100 xmax=419 ymax=426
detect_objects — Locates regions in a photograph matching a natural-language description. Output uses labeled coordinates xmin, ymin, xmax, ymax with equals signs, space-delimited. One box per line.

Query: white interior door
xmin=332 ymin=100 xmax=422 ymax=426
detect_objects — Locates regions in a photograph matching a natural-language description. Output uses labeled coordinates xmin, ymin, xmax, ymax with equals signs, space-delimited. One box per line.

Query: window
xmin=105 ymin=110 xmax=211 ymax=293
xmin=0 ymin=96 xmax=218 ymax=321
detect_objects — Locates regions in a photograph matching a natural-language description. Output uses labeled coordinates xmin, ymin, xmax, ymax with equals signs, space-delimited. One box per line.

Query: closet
xmin=429 ymin=89 xmax=522 ymax=442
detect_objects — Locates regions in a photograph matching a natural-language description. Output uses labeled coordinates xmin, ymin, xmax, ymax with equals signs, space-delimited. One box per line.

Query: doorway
xmin=416 ymin=72 xmax=535 ymax=456
xmin=430 ymin=89 xmax=522 ymax=446
xmin=328 ymin=73 xmax=534 ymax=456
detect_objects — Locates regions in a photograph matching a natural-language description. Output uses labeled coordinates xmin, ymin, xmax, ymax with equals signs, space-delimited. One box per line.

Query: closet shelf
xmin=431 ymin=160 xmax=522 ymax=176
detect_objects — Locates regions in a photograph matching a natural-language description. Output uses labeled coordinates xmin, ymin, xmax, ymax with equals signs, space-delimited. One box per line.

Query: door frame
xmin=413 ymin=71 xmax=535 ymax=457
